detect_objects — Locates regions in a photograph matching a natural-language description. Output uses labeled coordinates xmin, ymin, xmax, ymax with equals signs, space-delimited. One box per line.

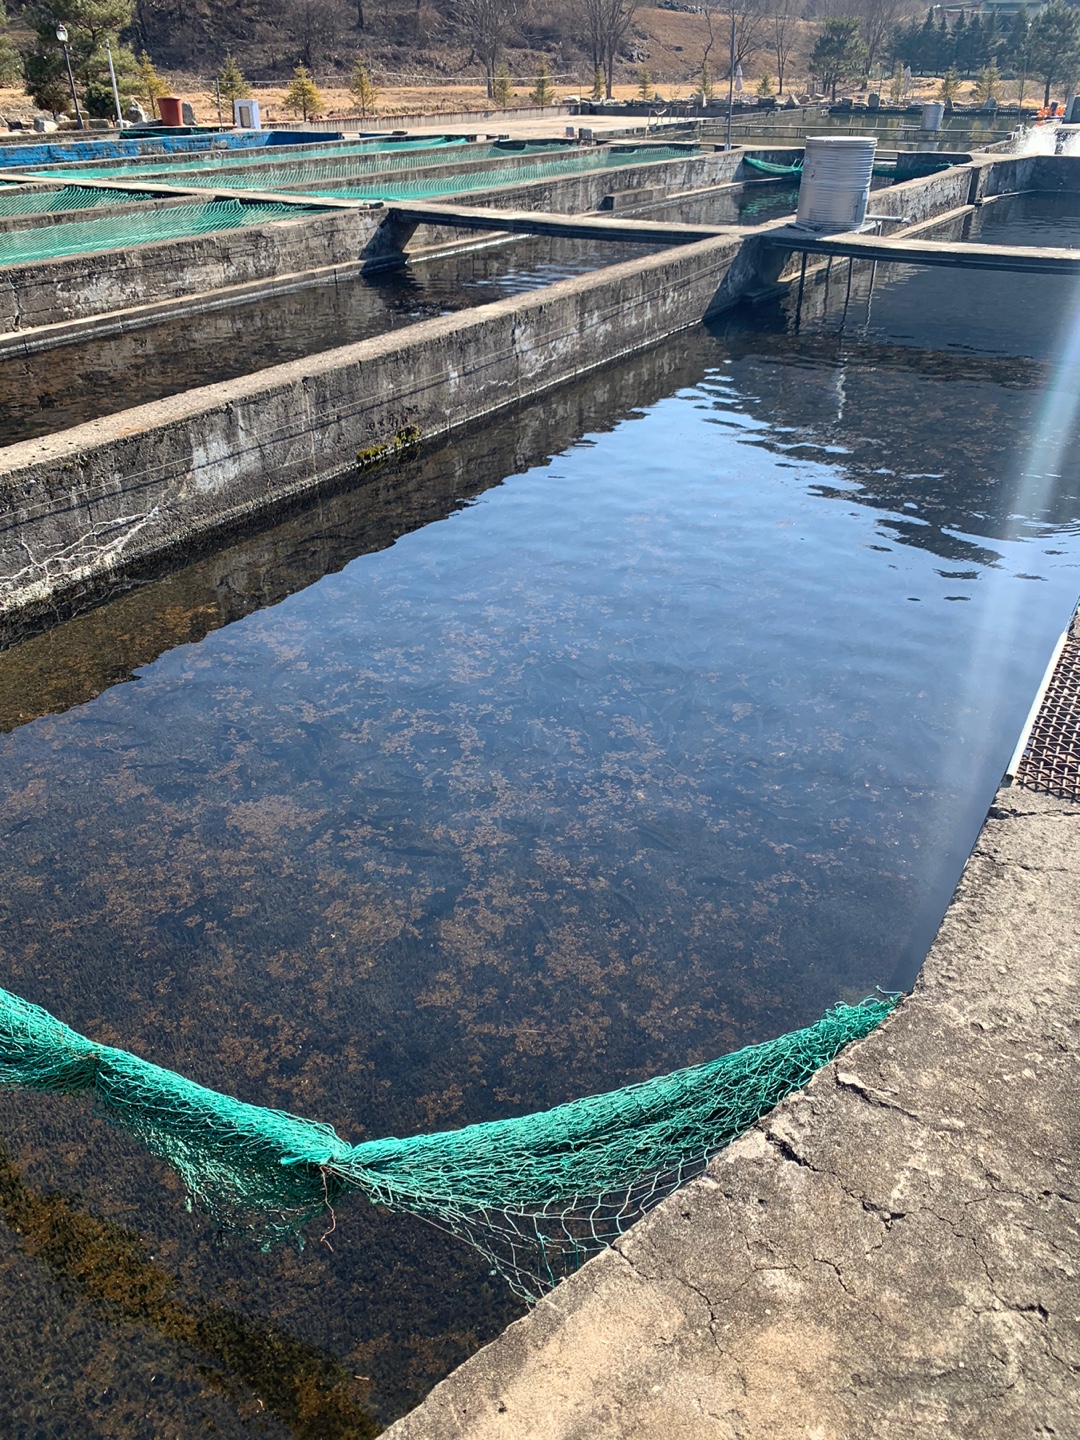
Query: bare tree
xmin=852 ymin=0 xmax=915 ymax=75
xmin=769 ymin=0 xmax=797 ymax=94
xmin=578 ymin=0 xmax=638 ymax=98
xmin=457 ymin=0 xmax=521 ymax=97
xmin=702 ymin=0 xmax=767 ymax=83
xmin=278 ymin=0 xmax=347 ymax=68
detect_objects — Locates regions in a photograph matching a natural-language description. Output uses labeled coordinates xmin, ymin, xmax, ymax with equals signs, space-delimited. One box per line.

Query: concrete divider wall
xmin=0 ymin=207 xmax=385 ymax=333
xmin=1033 ymin=154 xmax=1080 ymax=192
xmin=455 ymin=151 xmax=739 ymax=212
xmin=399 ymin=152 xmax=739 ymax=249
xmin=0 ymin=235 xmax=742 ymax=635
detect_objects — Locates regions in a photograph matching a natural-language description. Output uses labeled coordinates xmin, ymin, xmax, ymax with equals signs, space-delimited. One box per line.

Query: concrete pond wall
xmin=0 ymin=235 xmax=745 ymax=640
xmin=0 ymin=206 xmax=386 ymax=334
xmin=0 ymin=151 xmax=1051 ymax=639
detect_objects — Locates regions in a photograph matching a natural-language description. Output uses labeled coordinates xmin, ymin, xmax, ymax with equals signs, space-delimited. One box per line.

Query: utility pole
xmin=105 ymin=39 xmax=123 ymax=128
xmin=55 ymin=23 xmax=84 ymax=130
xmin=725 ymin=10 xmax=735 ymax=150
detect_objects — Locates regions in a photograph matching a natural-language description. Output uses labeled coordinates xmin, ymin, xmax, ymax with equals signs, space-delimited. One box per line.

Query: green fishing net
xmin=0 ymin=198 xmax=327 ymax=268
xmin=0 ymin=983 xmax=895 ymax=1300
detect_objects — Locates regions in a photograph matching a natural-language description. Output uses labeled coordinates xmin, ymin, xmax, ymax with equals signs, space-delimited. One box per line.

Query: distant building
xmin=978 ymin=0 xmax=1047 ymax=15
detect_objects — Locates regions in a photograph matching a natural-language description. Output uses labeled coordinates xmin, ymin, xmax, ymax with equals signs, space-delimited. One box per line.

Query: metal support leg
xmin=840 ymin=257 xmax=854 ymax=333
xmin=794 ymin=251 xmax=807 ymax=333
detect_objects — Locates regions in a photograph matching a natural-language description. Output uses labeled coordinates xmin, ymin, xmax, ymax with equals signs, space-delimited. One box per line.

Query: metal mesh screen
xmin=1013 ymin=631 xmax=1080 ymax=802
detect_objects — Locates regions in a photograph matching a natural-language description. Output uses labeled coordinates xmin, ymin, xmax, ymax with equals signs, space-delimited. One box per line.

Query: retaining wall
xmin=266 ymin=105 xmax=574 ymax=133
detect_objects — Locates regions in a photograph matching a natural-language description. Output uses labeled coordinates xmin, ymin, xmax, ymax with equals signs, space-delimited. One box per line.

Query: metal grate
xmin=1013 ymin=631 xmax=1080 ymax=802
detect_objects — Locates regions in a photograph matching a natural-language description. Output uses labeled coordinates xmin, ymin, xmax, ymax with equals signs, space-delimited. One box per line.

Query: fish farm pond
xmin=1 ymin=213 xmax=1080 ymax=1436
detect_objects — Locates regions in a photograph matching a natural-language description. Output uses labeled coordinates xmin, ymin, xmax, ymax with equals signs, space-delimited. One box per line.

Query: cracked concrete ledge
xmin=385 ymin=783 xmax=1079 ymax=1439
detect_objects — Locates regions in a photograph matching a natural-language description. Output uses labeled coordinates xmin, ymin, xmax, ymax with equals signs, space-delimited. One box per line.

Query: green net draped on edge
xmin=0 ymin=984 xmax=896 ymax=1300
xmin=0 ymin=199 xmax=326 ymax=269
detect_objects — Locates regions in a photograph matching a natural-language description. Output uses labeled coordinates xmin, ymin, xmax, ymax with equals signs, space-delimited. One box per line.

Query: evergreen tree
xmin=939 ymin=64 xmax=960 ymax=106
xmin=135 ymin=50 xmax=166 ymax=111
xmin=963 ymin=15 xmax=982 ymax=76
xmin=1007 ymin=8 xmax=1029 ymax=70
xmin=937 ymin=12 xmax=953 ymax=73
xmin=24 ymin=0 xmax=137 ymax=117
xmin=529 ymin=59 xmax=555 ymax=106
xmin=637 ymin=65 xmax=652 ymax=100
xmin=971 ymin=61 xmax=1000 ymax=107
xmin=983 ymin=11 xmax=1002 ymax=69
xmin=810 ymin=17 xmax=868 ymax=102
xmin=590 ymin=65 xmax=603 ymax=101
xmin=493 ymin=62 xmax=513 ymax=107
xmin=917 ymin=9 xmax=937 ymax=72
xmin=347 ymin=56 xmax=378 ymax=116
xmin=952 ymin=11 xmax=968 ymax=75
xmin=1007 ymin=8 xmax=1030 ymax=105
xmin=756 ymin=72 xmax=773 ymax=96
xmin=699 ymin=58 xmax=714 ymax=102
xmin=1028 ymin=0 xmax=1080 ymax=105
xmin=283 ymin=64 xmax=323 ymax=120
xmin=217 ymin=53 xmax=250 ymax=104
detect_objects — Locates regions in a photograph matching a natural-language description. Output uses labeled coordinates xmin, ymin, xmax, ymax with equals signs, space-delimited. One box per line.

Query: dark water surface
xmin=0 ymin=233 xmax=665 ymax=448
xmin=964 ymin=188 xmax=1080 ymax=247
xmin=1 ymin=247 xmax=1080 ymax=1434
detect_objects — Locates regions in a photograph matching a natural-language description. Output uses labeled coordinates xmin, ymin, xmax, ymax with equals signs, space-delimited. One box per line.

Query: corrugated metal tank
xmin=795 ymin=136 xmax=877 ymax=234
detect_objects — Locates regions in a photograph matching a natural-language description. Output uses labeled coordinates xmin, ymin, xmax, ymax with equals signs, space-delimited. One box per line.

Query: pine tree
xmin=699 ymin=58 xmax=714 ymax=102
xmin=590 ymin=65 xmax=603 ymax=102
xmin=888 ymin=59 xmax=903 ymax=105
xmin=971 ymin=62 xmax=1000 ymax=107
xmin=952 ymin=11 xmax=969 ymax=75
xmin=348 ymin=56 xmax=378 ymax=117
xmin=937 ymin=13 xmax=952 ymax=73
xmin=135 ymin=51 xmax=166 ymax=110
xmin=1008 ymin=9 xmax=1030 ymax=105
xmin=939 ymin=65 xmax=960 ymax=106
xmin=217 ymin=53 xmax=250 ymax=104
xmin=530 ymin=59 xmax=555 ymax=107
xmin=756 ymin=72 xmax=773 ymax=97
xmin=637 ymin=65 xmax=652 ymax=100
xmin=493 ymin=63 xmax=513 ymax=107
xmin=24 ymin=0 xmax=138 ymax=117
xmin=1029 ymin=0 xmax=1080 ymax=105
xmin=810 ymin=17 xmax=868 ymax=102
xmin=283 ymin=64 xmax=323 ymax=120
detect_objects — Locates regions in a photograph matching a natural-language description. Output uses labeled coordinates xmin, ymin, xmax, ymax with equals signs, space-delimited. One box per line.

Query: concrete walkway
xmin=386 ymin=707 xmax=1080 ymax=1432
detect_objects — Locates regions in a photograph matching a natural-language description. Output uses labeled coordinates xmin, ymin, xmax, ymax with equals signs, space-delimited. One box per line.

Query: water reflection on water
xmin=1 ymin=251 xmax=1079 ymax=1435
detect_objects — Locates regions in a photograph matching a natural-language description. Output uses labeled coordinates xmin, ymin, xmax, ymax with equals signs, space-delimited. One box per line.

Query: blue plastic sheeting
xmin=0 ymin=130 xmax=341 ymax=171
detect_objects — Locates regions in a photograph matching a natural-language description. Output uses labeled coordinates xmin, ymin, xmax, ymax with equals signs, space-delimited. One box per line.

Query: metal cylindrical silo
xmin=795 ymin=136 xmax=877 ymax=234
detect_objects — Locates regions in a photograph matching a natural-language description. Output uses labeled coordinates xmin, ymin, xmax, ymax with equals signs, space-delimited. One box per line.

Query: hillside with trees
xmin=1 ymin=0 xmax=1076 ymax=119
